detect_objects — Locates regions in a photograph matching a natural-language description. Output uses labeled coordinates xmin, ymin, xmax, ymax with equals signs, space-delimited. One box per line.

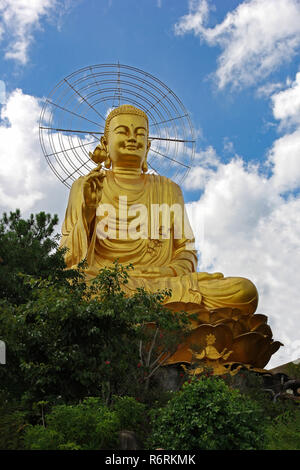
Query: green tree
xmin=0 ymin=210 xmax=70 ymax=305
xmin=0 ymin=260 xmax=189 ymax=407
xmin=148 ymin=376 xmax=266 ymax=450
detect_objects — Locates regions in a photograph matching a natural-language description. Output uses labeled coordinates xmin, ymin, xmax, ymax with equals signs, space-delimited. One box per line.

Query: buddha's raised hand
xmin=83 ymin=164 xmax=106 ymax=209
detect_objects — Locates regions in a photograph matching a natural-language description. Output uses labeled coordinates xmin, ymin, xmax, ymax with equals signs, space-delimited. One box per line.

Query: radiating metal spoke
xmin=148 ymin=160 xmax=159 ymax=174
xmin=89 ymin=66 xmax=103 ymax=96
xmin=46 ymin=99 xmax=102 ymax=128
xmin=62 ymin=158 xmax=92 ymax=182
xmin=45 ymin=139 xmax=99 ymax=157
xmin=112 ymin=61 xmax=122 ymax=109
xmin=40 ymin=126 xmax=102 ymax=136
xmin=64 ymin=78 xmax=106 ymax=122
xmin=149 ymin=136 xmax=195 ymax=143
xmin=151 ymin=147 xmax=191 ymax=169
xmin=150 ymin=114 xmax=188 ymax=126
xmin=145 ymin=90 xmax=170 ymax=113
xmin=41 ymin=127 xmax=193 ymax=144
xmin=118 ymin=61 xmax=121 ymax=107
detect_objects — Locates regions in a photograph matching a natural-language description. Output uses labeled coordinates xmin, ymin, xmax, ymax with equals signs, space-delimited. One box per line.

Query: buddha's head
xmin=90 ymin=104 xmax=151 ymax=173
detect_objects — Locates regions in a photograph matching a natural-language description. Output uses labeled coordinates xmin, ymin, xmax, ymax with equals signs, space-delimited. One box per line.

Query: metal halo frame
xmin=39 ymin=63 xmax=196 ymax=188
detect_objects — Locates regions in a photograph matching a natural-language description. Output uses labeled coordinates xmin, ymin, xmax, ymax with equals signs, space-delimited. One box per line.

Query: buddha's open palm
xmin=83 ymin=165 xmax=106 ymax=208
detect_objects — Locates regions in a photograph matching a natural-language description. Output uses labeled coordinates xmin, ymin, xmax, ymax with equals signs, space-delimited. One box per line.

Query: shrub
xmin=24 ymin=397 xmax=120 ymax=450
xmin=148 ymin=376 xmax=265 ymax=450
xmin=0 ymin=406 xmax=27 ymax=450
xmin=23 ymin=426 xmax=64 ymax=450
xmin=24 ymin=396 xmax=148 ymax=450
xmin=264 ymin=410 xmax=300 ymax=450
xmin=111 ymin=395 xmax=146 ymax=431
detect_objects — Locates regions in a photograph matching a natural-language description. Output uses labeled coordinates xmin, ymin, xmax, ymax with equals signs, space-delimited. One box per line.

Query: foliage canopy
xmin=148 ymin=376 xmax=266 ymax=450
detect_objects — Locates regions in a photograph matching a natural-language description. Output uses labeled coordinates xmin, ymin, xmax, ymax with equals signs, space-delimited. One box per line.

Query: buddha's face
xmin=106 ymin=113 xmax=150 ymax=170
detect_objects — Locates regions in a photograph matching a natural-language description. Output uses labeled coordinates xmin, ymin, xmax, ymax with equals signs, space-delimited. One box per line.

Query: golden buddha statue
xmin=60 ymin=104 xmax=281 ymax=371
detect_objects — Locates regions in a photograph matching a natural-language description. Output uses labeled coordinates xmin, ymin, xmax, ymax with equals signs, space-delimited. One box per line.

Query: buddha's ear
xmin=146 ymin=139 xmax=151 ymax=155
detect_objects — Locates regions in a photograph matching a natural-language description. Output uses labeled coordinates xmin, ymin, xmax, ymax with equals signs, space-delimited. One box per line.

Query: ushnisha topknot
xmin=104 ymin=104 xmax=149 ymax=140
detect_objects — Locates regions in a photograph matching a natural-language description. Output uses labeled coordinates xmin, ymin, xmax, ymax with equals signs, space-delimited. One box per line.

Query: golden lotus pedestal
xmin=165 ymin=306 xmax=283 ymax=376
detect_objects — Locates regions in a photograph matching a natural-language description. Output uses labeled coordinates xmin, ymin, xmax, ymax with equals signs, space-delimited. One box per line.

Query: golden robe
xmin=61 ymin=171 xmax=258 ymax=315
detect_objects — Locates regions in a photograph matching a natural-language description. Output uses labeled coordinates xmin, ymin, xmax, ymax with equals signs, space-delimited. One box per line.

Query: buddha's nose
xmin=128 ymin=125 xmax=137 ymax=140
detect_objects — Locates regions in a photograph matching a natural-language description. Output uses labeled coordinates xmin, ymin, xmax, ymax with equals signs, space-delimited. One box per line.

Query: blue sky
xmin=1 ymin=0 xmax=300 ymax=368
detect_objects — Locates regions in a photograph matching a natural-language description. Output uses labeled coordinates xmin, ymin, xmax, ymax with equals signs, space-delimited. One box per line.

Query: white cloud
xmin=175 ymin=0 xmax=300 ymax=89
xmin=268 ymin=130 xmax=300 ymax=192
xmin=184 ymin=165 xmax=215 ymax=191
xmin=0 ymin=0 xmax=64 ymax=64
xmin=0 ymin=80 xmax=6 ymax=104
xmin=223 ymin=137 xmax=235 ymax=155
xmin=271 ymin=72 xmax=300 ymax=128
xmin=267 ymin=73 xmax=300 ymax=192
xmin=194 ymin=145 xmax=219 ymax=166
xmin=0 ymin=88 xmax=67 ymax=221
xmin=186 ymin=157 xmax=300 ymax=368
xmin=182 ymin=145 xmax=220 ymax=190
xmin=256 ymin=82 xmax=285 ymax=99
xmin=184 ymin=70 xmax=300 ymax=367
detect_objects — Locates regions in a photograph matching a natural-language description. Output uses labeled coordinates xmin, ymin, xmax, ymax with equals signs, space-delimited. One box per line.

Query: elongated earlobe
xmin=142 ymin=159 xmax=148 ymax=173
xmin=105 ymin=154 xmax=112 ymax=169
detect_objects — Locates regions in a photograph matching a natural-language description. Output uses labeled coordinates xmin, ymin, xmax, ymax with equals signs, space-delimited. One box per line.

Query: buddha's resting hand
xmin=131 ymin=266 xmax=175 ymax=278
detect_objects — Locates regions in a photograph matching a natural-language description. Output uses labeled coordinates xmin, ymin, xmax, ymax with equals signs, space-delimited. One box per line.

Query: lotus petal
xmin=249 ymin=314 xmax=268 ymax=330
xmin=229 ymin=332 xmax=267 ymax=364
xmin=231 ymin=307 xmax=248 ymax=319
xmin=195 ymin=310 xmax=211 ymax=324
xmin=209 ymin=307 xmax=234 ymax=322
xmin=252 ymin=323 xmax=273 ymax=338
xmin=254 ymin=341 xmax=283 ymax=368
xmin=232 ymin=321 xmax=247 ymax=337
xmin=165 ymin=342 xmax=193 ymax=364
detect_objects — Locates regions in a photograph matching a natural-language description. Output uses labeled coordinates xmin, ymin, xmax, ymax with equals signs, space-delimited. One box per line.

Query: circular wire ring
xmin=39 ymin=63 xmax=196 ymax=188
